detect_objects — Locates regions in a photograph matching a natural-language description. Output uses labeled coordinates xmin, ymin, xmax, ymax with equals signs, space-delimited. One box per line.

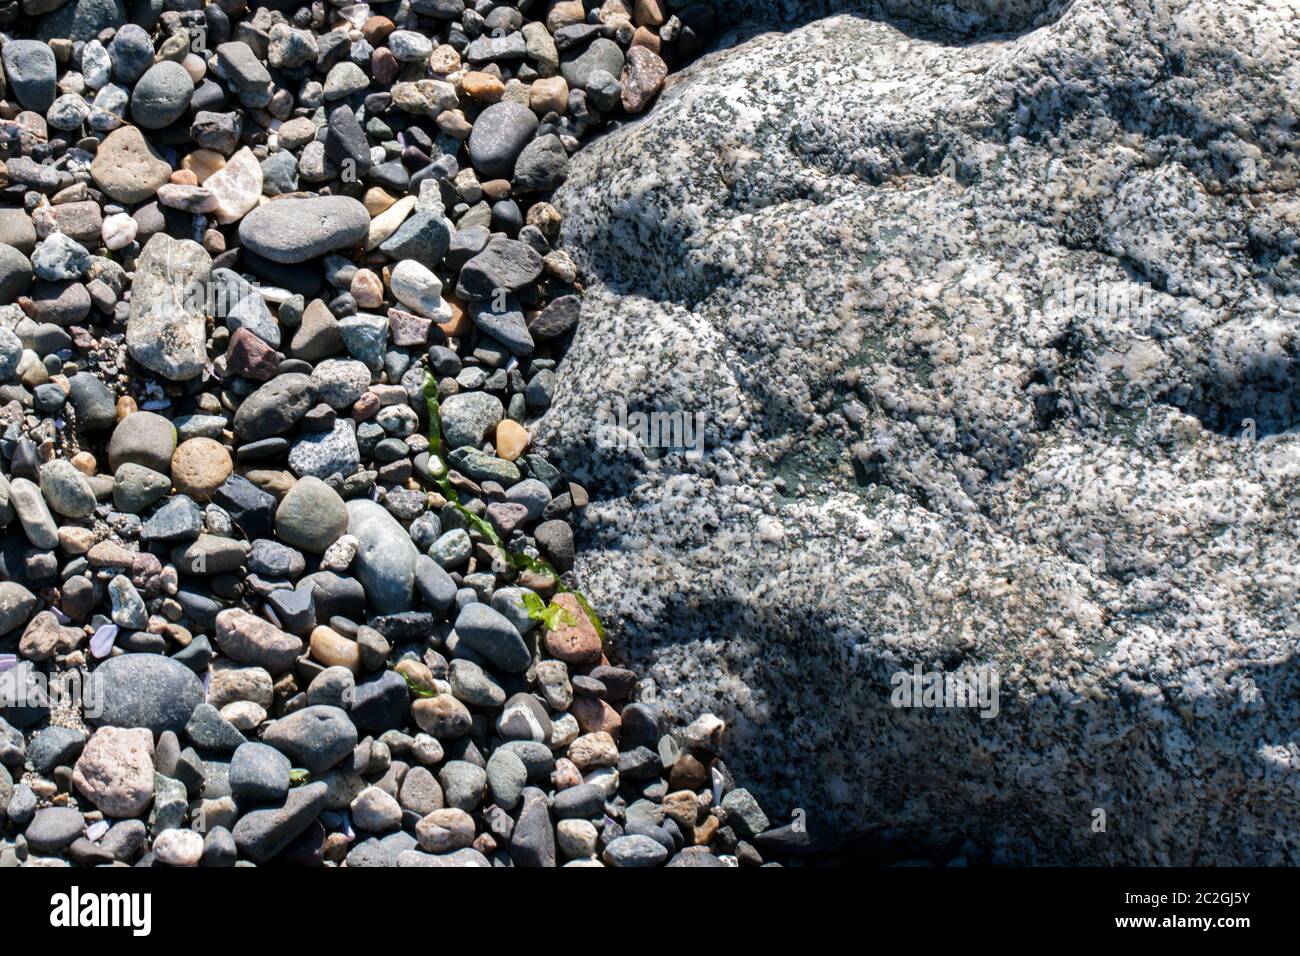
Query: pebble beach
xmin=0 ymin=0 xmax=792 ymax=868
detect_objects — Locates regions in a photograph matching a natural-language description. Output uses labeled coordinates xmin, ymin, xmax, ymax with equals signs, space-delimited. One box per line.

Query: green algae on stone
xmin=423 ymin=372 xmax=605 ymax=644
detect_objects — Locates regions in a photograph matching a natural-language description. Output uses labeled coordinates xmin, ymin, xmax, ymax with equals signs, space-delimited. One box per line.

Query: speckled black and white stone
xmin=541 ymin=0 xmax=1300 ymax=864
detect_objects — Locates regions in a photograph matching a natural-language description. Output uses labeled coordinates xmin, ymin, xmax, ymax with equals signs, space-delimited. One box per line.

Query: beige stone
xmin=181 ymin=148 xmax=226 ymax=184
xmin=526 ymin=201 xmax=563 ymax=239
xmin=350 ymin=268 xmax=384 ymax=309
xmin=568 ymin=731 xmax=619 ymax=771
xmin=366 ymin=194 xmax=416 ymax=250
xmin=416 ymin=808 xmax=475 ymax=852
xmin=547 ymin=0 xmax=586 ymax=31
xmin=58 ymin=526 xmax=94 ymax=555
xmin=529 ymin=76 xmax=569 ymax=116
xmin=219 ymin=700 xmax=267 ymax=731
xmin=276 ymin=117 xmax=318 ymax=151
xmin=171 ymin=437 xmax=233 ymax=500
xmin=461 ymin=71 xmax=505 ymax=103
xmin=19 ymin=611 xmax=81 ymax=661
xmin=363 ymin=187 xmax=396 ymax=217
xmin=436 ymin=109 xmax=472 ymax=140
xmin=428 ymin=44 xmax=461 ymax=74
xmin=395 ymin=658 xmax=435 ymax=695
xmin=73 ymin=727 xmax=155 ymax=818
xmin=694 ymin=813 xmax=720 ymax=846
xmin=91 ymin=126 xmax=172 ymax=204
xmin=662 ymin=789 xmax=702 ymax=830
xmin=182 ymin=52 xmax=207 ymax=83
xmin=557 ymin=818 xmax=598 ymax=858
xmin=495 ymin=419 xmax=529 ymax=461
xmin=309 ymin=625 xmax=363 ymax=674
xmin=208 ymin=665 xmax=275 ymax=710
xmin=601 ymin=0 xmax=632 ymax=21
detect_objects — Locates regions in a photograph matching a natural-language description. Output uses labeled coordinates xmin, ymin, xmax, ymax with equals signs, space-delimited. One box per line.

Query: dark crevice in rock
xmin=1164 ymin=352 xmax=1300 ymax=438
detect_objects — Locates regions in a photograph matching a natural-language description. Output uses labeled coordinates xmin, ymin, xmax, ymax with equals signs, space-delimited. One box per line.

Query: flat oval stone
xmin=130 ymin=60 xmax=194 ymax=129
xmin=238 ymin=196 xmax=371 ymax=264
xmin=345 ymin=498 xmax=418 ymax=614
xmin=261 ymin=706 xmax=357 ymax=773
xmin=90 ymin=125 xmax=172 ymax=204
xmin=603 ymin=833 xmax=669 ymax=867
xmin=233 ymin=373 xmax=319 ymax=441
xmin=454 ymin=602 xmax=530 ymax=673
xmin=38 ymin=459 xmax=96 ymax=518
xmin=275 ymin=476 xmax=348 ymax=554
xmin=90 ymin=654 xmax=205 ymax=736
xmin=1 ymin=40 xmax=57 ymax=113
xmin=560 ymin=36 xmax=624 ymax=90
xmin=214 ymin=607 xmax=304 ymax=675
xmin=25 ymin=806 xmax=85 ymax=853
xmin=466 ymin=101 xmax=538 ymax=179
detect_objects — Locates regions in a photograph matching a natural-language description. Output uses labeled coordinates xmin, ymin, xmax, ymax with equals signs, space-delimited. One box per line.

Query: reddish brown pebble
xmin=634 ymin=0 xmax=665 ymax=26
xmin=481 ymin=179 xmax=512 ymax=201
xmin=362 ymin=15 xmax=395 ymax=44
xmin=372 ymin=48 xmax=398 ymax=85
xmin=571 ymin=695 xmax=621 ymax=737
xmin=352 ymin=391 xmax=381 ymax=421
xmin=439 ymin=298 xmax=472 ymax=338
xmin=461 ymin=71 xmax=506 ymax=102
xmin=621 ymin=46 xmax=668 ymax=113
xmin=669 ymin=752 xmax=710 ymax=791
xmin=226 ymin=327 xmax=280 ymax=381
xmin=630 ymin=26 xmax=661 ymax=54
xmin=542 ymin=593 xmax=603 ymax=667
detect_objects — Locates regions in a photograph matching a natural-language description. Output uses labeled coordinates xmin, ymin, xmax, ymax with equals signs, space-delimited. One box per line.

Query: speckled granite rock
xmin=722 ymin=0 xmax=1065 ymax=36
xmin=543 ymin=0 xmax=1300 ymax=864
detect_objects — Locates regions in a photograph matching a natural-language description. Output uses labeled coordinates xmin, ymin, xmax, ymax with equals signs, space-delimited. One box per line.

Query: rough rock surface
xmin=544 ymin=0 xmax=1300 ymax=864
xmin=71 ymin=726 xmax=155 ymax=818
xmin=125 ymin=234 xmax=212 ymax=381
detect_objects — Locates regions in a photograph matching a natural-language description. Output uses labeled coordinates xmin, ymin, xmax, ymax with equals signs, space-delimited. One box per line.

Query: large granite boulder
xmin=542 ymin=0 xmax=1300 ymax=864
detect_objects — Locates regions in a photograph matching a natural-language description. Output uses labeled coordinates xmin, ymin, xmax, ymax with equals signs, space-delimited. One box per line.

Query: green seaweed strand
xmin=422 ymin=373 xmax=605 ymax=643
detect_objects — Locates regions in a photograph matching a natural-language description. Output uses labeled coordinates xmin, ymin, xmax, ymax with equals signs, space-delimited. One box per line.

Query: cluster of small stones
xmin=0 ymin=0 xmax=794 ymax=867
